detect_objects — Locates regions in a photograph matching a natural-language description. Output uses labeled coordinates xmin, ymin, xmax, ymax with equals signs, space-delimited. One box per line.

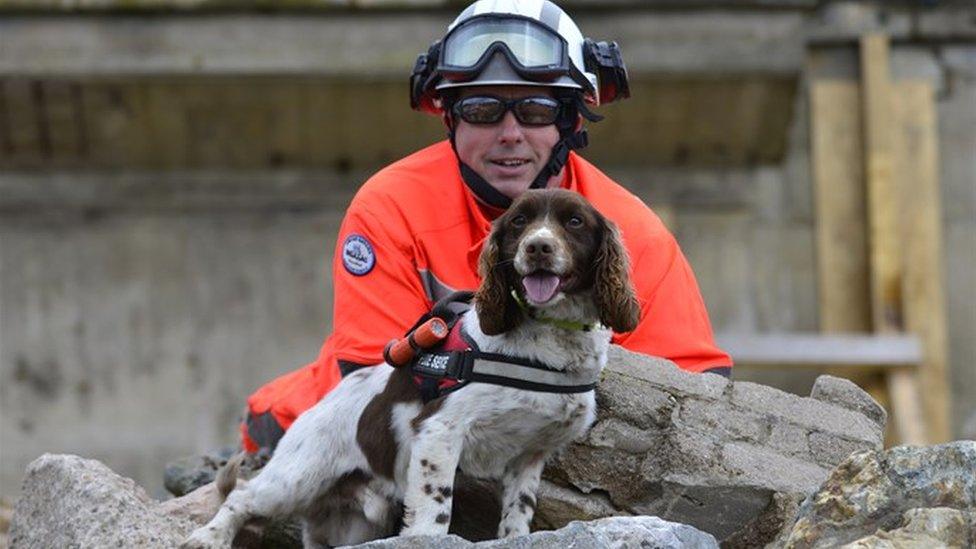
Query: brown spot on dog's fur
xmin=423 ymin=484 xmax=433 ymax=495
xmin=436 ymin=512 xmax=450 ymax=524
xmin=411 ymin=395 xmax=447 ymax=432
xmin=356 ymin=367 xmax=421 ymax=479
xmin=439 ymin=486 xmax=453 ymax=498
xmin=330 ymin=469 xmax=372 ymax=500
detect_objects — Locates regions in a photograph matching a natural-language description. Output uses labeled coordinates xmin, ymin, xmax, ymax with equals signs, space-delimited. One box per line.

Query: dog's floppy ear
xmin=594 ymin=219 xmax=640 ymax=333
xmin=475 ymin=225 xmax=521 ymax=335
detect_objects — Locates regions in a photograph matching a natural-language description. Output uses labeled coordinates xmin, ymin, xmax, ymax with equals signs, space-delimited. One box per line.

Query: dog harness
xmin=408 ymin=291 xmax=601 ymax=403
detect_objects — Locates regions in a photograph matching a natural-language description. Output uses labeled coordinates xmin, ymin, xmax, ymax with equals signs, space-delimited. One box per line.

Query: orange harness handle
xmin=383 ymin=317 xmax=450 ymax=367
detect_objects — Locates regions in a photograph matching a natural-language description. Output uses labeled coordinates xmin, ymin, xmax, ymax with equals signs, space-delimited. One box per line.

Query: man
xmin=242 ymin=0 xmax=732 ymax=453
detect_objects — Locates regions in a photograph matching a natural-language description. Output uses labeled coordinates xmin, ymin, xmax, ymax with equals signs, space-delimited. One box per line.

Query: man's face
xmin=453 ymin=86 xmax=561 ymax=200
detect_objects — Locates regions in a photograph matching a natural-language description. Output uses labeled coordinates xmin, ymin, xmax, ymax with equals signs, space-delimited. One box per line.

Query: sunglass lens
xmin=458 ymin=97 xmax=506 ymax=124
xmin=513 ymin=98 xmax=559 ymax=125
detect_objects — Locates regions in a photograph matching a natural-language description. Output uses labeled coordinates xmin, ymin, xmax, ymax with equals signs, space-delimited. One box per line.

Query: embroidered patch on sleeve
xmin=342 ymin=234 xmax=376 ymax=276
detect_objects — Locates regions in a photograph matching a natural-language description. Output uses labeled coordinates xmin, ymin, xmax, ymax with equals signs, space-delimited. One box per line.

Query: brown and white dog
xmin=182 ymin=189 xmax=639 ymax=548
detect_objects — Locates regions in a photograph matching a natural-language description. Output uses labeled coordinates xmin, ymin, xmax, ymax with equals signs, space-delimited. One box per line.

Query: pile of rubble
xmin=7 ymin=348 xmax=974 ymax=548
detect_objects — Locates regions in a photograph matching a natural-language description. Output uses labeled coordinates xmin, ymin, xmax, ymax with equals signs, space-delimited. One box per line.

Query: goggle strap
xmin=577 ymin=100 xmax=603 ymax=123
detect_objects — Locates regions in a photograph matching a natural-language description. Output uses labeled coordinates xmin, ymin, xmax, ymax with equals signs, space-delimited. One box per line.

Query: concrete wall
xmin=1 ymin=1 xmax=974 ymax=498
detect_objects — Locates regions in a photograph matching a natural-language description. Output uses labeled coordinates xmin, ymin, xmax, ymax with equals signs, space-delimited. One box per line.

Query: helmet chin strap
xmin=448 ymin=127 xmax=590 ymax=210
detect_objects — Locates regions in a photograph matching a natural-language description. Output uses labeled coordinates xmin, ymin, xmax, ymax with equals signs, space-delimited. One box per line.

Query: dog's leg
xmin=399 ymin=419 xmax=464 ymax=537
xmin=182 ymin=458 xmax=322 ymax=548
xmin=180 ymin=486 xmax=255 ymax=549
xmin=497 ymin=453 xmax=545 ymax=539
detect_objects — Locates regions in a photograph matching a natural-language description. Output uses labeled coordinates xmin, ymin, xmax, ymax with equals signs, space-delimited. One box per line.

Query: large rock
xmin=776 ymin=441 xmax=976 ymax=548
xmin=8 ymin=454 xmax=196 ymax=548
xmin=8 ymin=454 xmax=300 ymax=549
xmin=353 ymin=516 xmax=719 ymax=548
xmin=535 ymin=348 xmax=884 ymax=547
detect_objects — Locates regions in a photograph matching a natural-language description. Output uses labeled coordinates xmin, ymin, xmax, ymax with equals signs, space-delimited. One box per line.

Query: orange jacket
xmin=243 ymin=141 xmax=731 ymax=449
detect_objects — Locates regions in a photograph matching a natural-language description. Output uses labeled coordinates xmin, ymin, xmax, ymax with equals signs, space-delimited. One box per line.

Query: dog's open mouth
xmin=521 ymin=271 xmax=563 ymax=304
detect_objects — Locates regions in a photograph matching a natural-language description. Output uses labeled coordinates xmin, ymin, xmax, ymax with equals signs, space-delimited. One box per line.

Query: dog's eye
xmin=511 ymin=214 xmax=527 ymax=228
xmin=566 ymin=216 xmax=583 ymax=229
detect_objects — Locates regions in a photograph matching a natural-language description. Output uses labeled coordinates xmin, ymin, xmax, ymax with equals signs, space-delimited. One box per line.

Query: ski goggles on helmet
xmin=438 ymin=15 xmax=571 ymax=83
xmin=452 ymin=95 xmax=561 ymax=126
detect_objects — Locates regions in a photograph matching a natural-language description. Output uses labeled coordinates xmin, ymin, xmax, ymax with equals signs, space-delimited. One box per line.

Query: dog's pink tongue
xmin=522 ymin=273 xmax=561 ymax=303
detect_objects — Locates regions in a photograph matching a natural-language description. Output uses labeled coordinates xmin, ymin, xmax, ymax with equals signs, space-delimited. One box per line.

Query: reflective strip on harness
xmin=466 ymin=357 xmax=598 ymax=392
xmin=413 ymin=349 xmax=598 ymax=394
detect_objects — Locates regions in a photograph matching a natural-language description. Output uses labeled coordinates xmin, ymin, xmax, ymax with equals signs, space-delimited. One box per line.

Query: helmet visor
xmin=441 ymin=18 xmax=567 ymax=76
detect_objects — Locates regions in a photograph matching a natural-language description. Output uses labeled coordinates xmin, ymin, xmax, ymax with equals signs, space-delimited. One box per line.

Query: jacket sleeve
xmin=327 ymin=194 xmax=431 ymax=367
xmin=243 ymin=191 xmax=430 ymax=436
xmin=613 ymin=234 xmax=733 ymax=373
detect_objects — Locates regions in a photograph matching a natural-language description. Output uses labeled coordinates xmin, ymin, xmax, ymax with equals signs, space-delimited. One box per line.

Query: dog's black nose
xmin=525 ymin=239 xmax=552 ymax=255
xmin=524 ymin=236 xmax=554 ymax=257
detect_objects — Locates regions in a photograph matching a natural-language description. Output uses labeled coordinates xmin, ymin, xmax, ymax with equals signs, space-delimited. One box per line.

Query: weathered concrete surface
xmin=535 ymin=349 xmax=883 ymax=547
xmin=776 ymin=441 xmax=976 ymax=548
xmin=0 ymin=195 xmax=353 ymax=499
xmin=0 ymin=12 xmax=806 ymax=76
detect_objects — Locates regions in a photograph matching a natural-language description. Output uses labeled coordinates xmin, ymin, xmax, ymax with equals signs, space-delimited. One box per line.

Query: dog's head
xmin=475 ymin=189 xmax=640 ymax=335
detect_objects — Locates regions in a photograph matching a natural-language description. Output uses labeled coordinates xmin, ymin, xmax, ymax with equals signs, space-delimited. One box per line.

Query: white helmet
xmin=410 ymin=0 xmax=629 ymax=114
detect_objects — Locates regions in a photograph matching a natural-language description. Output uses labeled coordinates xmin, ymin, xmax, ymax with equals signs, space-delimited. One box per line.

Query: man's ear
xmin=574 ymin=114 xmax=584 ymax=132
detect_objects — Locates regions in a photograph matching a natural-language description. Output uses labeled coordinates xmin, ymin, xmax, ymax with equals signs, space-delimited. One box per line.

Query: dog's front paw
xmin=180 ymin=525 xmax=233 ymax=549
xmin=498 ymin=521 xmax=531 ymax=539
xmin=400 ymin=522 xmax=449 ymax=538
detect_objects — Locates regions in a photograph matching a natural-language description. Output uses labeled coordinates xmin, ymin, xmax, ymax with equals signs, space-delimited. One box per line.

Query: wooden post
xmin=860 ymin=33 xmax=903 ymax=333
xmin=891 ymin=82 xmax=952 ymax=443
xmin=810 ymin=80 xmax=890 ymax=422
xmin=860 ymin=34 xmax=928 ymax=445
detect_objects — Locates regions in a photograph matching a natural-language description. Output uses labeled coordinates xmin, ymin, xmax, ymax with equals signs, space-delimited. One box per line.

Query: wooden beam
xmin=860 ymin=34 xmax=926 ymax=445
xmin=716 ymin=333 xmax=921 ymax=367
xmin=860 ymin=33 xmax=903 ymax=333
xmin=891 ymin=81 xmax=951 ymax=443
xmin=809 ymin=77 xmax=893 ymax=441
xmin=810 ymin=81 xmax=871 ymax=333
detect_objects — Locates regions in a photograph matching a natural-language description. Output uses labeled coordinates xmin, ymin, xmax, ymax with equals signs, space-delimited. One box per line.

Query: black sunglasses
xmin=452 ymin=96 xmax=561 ymax=126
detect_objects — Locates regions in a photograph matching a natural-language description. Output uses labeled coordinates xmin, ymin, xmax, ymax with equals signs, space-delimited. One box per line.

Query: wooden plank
xmin=716 ymin=333 xmax=921 ymax=366
xmin=810 ymin=81 xmax=871 ymax=332
xmin=887 ymin=369 xmax=928 ymax=446
xmin=891 ymin=81 xmax=951 ymax=442
xmin=860 ymin=33 xmax=903 ymax=333
xmin=858 ymin=35 xmax=927 ymax=446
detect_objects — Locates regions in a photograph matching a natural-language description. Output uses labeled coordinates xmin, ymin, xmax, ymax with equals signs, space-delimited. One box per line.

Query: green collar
xmin=511 ymin=290 xmax=600 ymax=332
